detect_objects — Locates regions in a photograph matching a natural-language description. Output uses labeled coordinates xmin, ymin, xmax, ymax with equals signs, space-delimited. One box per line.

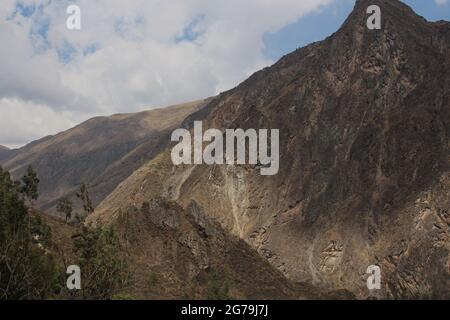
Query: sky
xmin=0 ymin=0 xmax=449 ymax=149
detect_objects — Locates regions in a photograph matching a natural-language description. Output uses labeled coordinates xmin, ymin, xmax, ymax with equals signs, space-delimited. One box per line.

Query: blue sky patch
xmin=57 ymin=40 xmax=77 ymax=63
xmin=15 ymin=2 xmax=36 ymax=18
xmin=263 ymin=0 xmax=450 ymax=61
xmin=176 ymin=15 xmax=205 ymax=43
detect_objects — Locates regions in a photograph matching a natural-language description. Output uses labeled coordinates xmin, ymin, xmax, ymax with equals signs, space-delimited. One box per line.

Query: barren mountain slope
xmin=1 ymin=100 xmax=208 ymax=213
xmin=0 ymin=145 xmax=10 ymax=161
xmin=41 ymin=201 xmax=352 ymax=299
xmin=106 ymin=198 xmax=352 ymax=299
xmin=92 ymin=0 xmax=449 ymax=298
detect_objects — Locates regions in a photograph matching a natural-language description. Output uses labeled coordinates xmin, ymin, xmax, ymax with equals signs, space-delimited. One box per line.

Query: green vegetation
xmin=111 ymin=293 xmax=136 ymax=300
xmin=0 ymin=166 xmax=130 ymax=300
xmin=147 ymin=271 xmax=158 ymax=287
xmin=76 ymin=183 xmax=94 ymax=216
xmin=57 ymin=183 xmax=94 ymax=225
xmin=56 ymin=197 xmax=73 ymax=222
xmin=70 ymin=226 xmax=130 ymax=299
xmin=20 ymin=165 xmax=39 ymax=202
xmin=206 ymin=268 xmax=232 ymax=300
xmin=0 ymin=166 xmax=58 ymax=299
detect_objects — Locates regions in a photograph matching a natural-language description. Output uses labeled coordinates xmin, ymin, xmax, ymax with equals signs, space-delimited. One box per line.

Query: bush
xmin=70 ymin=226 xmax=130 ymax=299
xmin=0 ymin=166 xmax=59 ymax=300
xmin=0 ymin=166 xmax=131 ymax=300
xmin=206 ymin=268 xmax=232 ymax=300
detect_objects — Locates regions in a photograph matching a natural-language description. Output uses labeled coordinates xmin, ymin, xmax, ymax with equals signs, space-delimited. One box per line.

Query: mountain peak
xmin=332 ymin=1 xmax=430 ymax=38
xmin=339 ymin=0 xmax=429 ymax=34
xmin=91 ymin=0 xmax=450 ymax=299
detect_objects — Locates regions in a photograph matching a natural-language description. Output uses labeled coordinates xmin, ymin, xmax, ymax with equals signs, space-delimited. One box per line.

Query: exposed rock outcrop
xmin=92 ymin=0 xmax=449 ymax=298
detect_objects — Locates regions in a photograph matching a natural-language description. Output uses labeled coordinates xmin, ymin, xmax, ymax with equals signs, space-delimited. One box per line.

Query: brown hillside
xmin=92 ymin=0 xmax=450 ymax=299
xmin=1 ymin=100 xmax=209 ymax=214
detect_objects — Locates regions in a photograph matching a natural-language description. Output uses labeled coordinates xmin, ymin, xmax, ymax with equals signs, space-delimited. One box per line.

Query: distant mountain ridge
xmin=0 ymin=145 xmax=11 ymax=161
xmin=0 ymin=100 xmax=209 ymax=213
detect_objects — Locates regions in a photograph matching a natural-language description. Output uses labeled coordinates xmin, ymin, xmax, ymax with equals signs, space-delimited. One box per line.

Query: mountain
xmin=0 ymin=145 xmax=11 ymax=161
xmin=0 ymin=100 xmax=209 ymax=213
xmin=58 ymin=198 xmax=350 ymax=299
xmin=91 ymin=0 xmax=450 ymax=299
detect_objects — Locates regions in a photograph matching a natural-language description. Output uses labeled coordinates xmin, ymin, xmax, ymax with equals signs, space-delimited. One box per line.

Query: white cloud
xmin=435 ymin=0 xmax=448 ymax=5
xmin=0 ymin=0 xmax=334 ymax=148
xmin=0 ymin=98 xmax=76 ymax=148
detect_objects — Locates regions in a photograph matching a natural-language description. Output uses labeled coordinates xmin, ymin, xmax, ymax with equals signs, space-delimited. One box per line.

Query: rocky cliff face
xmin=92 ymin=0 xmax=449 ymax=298
xmin=0 ymin=100 xmax=208 ymax=213
xmin=106 ymin=197 xmax=352 ymax=299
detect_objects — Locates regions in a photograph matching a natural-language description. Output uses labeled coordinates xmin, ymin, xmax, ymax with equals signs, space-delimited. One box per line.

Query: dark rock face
xmin=94 ymin=0 xmax=449 ymax=298
xmin=110 ymin=198 xmax=353 ymax=299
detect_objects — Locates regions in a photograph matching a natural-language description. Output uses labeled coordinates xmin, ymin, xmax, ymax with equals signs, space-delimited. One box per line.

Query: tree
xmin=71 ymin=226 xmax=129 ymax=299
xmin=0 ymin=167 xmax=130 ymax=300
xmin=56 ymin=197 xmax=73 ymax=222
xmin=21 ymin=165 xmax=39 ymax=202
xmin=0 ymin=167 xmax=132 ymax=300
xmin=0 ymin=167 xmax=58 ymax=300
xmin=76 ymin=183 xmax=94 ymax=216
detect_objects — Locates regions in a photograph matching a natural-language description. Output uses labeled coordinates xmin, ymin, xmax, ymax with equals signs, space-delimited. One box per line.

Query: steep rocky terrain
xmin=0 ymin=100 xmax=208 ymax=213
xmin=92 ymin=0 xmax=450 ymax=299
xmin=107 ymin=198 xmax=352 ymax=299
xmin=41 ymin=202 xmax=352 ymax=300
